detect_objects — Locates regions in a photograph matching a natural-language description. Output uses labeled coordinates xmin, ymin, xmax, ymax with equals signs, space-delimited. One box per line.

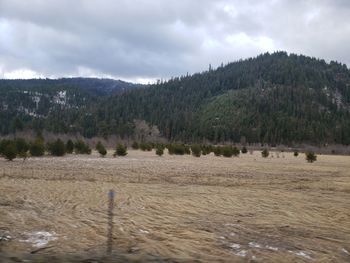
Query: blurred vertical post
xmin=107 ymin=189 xmax=115 ymax=255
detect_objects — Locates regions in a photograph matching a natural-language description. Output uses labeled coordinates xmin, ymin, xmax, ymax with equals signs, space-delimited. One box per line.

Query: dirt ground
xmin=0 ymin=150 xmax=350 ymax=262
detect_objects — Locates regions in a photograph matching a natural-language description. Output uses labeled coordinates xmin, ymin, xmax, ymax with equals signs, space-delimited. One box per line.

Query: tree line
xmin=0 ymin=138 xmax=127 ymax=161
xmin=0 ymin=137 xmax=319 ymax=163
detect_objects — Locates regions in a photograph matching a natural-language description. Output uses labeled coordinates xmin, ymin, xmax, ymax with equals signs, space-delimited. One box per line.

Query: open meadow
xmin=0 ymin=150 xmax=350 ymax=262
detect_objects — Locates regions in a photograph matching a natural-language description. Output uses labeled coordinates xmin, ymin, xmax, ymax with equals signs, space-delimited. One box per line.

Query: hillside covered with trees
xmin=0 ymin=78 xmax=140 ymax=136
xmin=1 ymin=52 xmax=350 ymax=145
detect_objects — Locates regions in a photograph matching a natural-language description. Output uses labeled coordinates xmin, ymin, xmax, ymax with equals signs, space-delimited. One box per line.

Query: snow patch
xmin=58 ymin=90 xmax=66 ymax=98
xmin=288 ymin=250 xmax=312 ymax=260
xmin=53 ymin=90 xmax=67 ymax=106
xmin=0 ymin=235 xmax=11 ymax=241
xmin=139 ymin=229 xmax=149 ymax=234
xmin=342 ymin=248 xmax=349 ymax=254
xmin=230 ymin=243 xmax=241 ymax=249
xmin=20 ymin=231 xmax=57 ymax=248
xmin=234 ymin=249 xmax=247 ymax=257
xmin=249 ymin=242 xmax=262 ymax=248
xmin=265 ymin=245 xmax=279 ymax=251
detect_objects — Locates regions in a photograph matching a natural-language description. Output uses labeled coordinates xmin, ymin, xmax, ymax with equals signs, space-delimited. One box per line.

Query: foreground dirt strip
xmin=1 ymin=150 xmax=350 ymax=262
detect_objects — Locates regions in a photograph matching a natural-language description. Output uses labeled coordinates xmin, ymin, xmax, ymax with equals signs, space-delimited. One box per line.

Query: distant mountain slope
xmin=0 ymin=78 xmax=139 ymax=135
xmin=1 ymin=52 xmax=350 ymax=145
xmin=101 ymin=52 xmax=350 ymax=144
xmin=0 ymin=77 xmax=140 ymax=96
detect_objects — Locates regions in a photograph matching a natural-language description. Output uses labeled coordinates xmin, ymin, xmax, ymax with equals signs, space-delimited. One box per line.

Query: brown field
xmin=0 ymin=150 xmax=350 ymax=262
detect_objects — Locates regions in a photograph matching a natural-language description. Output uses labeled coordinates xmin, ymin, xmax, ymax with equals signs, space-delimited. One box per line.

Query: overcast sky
xmin=0 ymin=0 xmax=349 ymax=83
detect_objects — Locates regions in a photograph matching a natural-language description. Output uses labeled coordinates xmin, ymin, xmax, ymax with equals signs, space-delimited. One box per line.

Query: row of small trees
xmin=0 ymin=138 xmax=46 ymax=161
xmin=95 ymin=142 xmax=128 ymax=157
xmin=0 ymin=138 xmax=129 ymax=161
xmin=131 ymin=142 xmax=246 ymax=158
xmin=0 ymin=137 xmax=317 ymax=163
xmin=134 ymin=142 xmax=317 ymax=162
xmin=260 ymin=148 xmax=317 ymax=163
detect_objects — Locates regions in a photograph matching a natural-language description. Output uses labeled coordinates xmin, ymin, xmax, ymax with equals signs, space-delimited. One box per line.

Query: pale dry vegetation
xmin=0 ymin=150 xmax=350 ymax=262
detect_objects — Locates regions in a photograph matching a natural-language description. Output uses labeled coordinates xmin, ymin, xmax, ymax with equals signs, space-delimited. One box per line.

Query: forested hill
xmin=0 ymin=78 xmax=139 ymax=135
xmin=101 ymin=52 xmax=350 ymax=145
xmin=1 ymin=52 xmax=350 ymax=145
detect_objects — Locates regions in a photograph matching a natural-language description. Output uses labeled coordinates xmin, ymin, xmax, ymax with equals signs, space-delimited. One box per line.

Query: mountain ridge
xmin=1 ymin=52 xmax=350 ymax=145
xmin=0 ymin=77 xmax=141 ymax=96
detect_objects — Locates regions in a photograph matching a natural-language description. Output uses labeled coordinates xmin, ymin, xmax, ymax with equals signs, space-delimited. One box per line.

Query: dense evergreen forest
xmin=0 ymin=78 xmax=139 ymax=136
xmin=1 ymin=52 xmax=350 ymax=145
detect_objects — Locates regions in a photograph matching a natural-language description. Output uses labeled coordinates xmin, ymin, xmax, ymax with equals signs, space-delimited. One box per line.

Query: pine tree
xmin=305 ymin=151 xmax=317 ymax=163
xmin=66 ymin=139 xmax=74 ymax=154
xmin=261 ymin=149 xmax=269 ymax=158
xmin=200 ymin=144 xmax=213 ymax=155
xmin=114 ymin=144 xmax=127 ymax=156
xmin=167 ymin=144 xmax=186 ymax=155
xmin=232 ymin=146 xmax=240 ymax=157
xmin=140 ymin=142 xmax=152 ymax=151
xmin=48 ymin=139 xmax=66 ymax=156
xmin=0 ymin=140 xmax=11 ymax=155
xmin=96 ymin=141 xmax=107 ymax=157
xmin=191 ymin=144 xmax=201 ymax=157
xmin=15 ymin=138 xmax=29 ymax=155
xmin=30 ymin=139 xmax=45 ymax=157
xmin=74 ymin=140 xmax=91 ymax=154
xmin=156 ymin=147 xmax=164 ymax=156
xmin=213 ymin=146 xmax=222 ymax=156
xmin=222 ymin=146 xmax=233 ymax=157
xmin=3 ymin=141 xmax=17 ymax=161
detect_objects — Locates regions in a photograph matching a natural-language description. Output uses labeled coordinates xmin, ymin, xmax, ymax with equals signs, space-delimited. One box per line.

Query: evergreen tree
xmin=232 ymin=146 xmax=240 ymax=157
xmin=3 ymin=141 xmax=17 ymax=161
xmin=191 ymin=144 xmax=201 ymax=157
xmin=114 ymin=144 xmax=127 ymax=156
xmin=47 ymin=139 xmax=66 ymax=156
xmin=15 ymin=138 xmax=29 ymax=154
xmin=213 ymin=146 xmax=222 ymax=156
xmin=140 ymin=142 xmax=152 ymax=151
xmin=222 ymin=146 xmax=233 ymax=157
xmin=200 ymin=144 xmax=213 ymax=155
xmin=30 ymin=139 xmax=45 ymax=157
xmin=66 ymin=139 xmax=74 ymax=154
xmin=167 ymin=144 xmax=186 ymax=155
xmin=184 ymin=145 xmax=191 ymax=155
xmin=0 ymin=140 xmax=12 ymax=156
xmin=96 ymin=141 xmax=107 ymax=157
xmin=305 ymin=151 xmax=317 ymax=163
xmin=13 ymin=138 xmax=29 ymax=161
xmin=74 ymin=140 xmax=91 ymax=154
xmin=156 ymin=146 xmax=164 ymax=156
xmin=261 ymin=149 xmax=269 ymax=158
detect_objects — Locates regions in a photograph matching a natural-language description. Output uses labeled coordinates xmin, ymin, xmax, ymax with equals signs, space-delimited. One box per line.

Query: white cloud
xmin=0 ymin=0 xmax=349 ymax=81
xmin=2 ymin=68 xmax=44 ymax=79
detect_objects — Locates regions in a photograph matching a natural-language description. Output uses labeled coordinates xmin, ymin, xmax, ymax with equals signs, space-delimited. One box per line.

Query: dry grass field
xmin=0 ymin=150 xmax=350 ymax=262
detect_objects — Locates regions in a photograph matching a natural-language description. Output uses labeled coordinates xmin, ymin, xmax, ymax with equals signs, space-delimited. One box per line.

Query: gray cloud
xmin=0 ymin=0 xmax=349 ymax=82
